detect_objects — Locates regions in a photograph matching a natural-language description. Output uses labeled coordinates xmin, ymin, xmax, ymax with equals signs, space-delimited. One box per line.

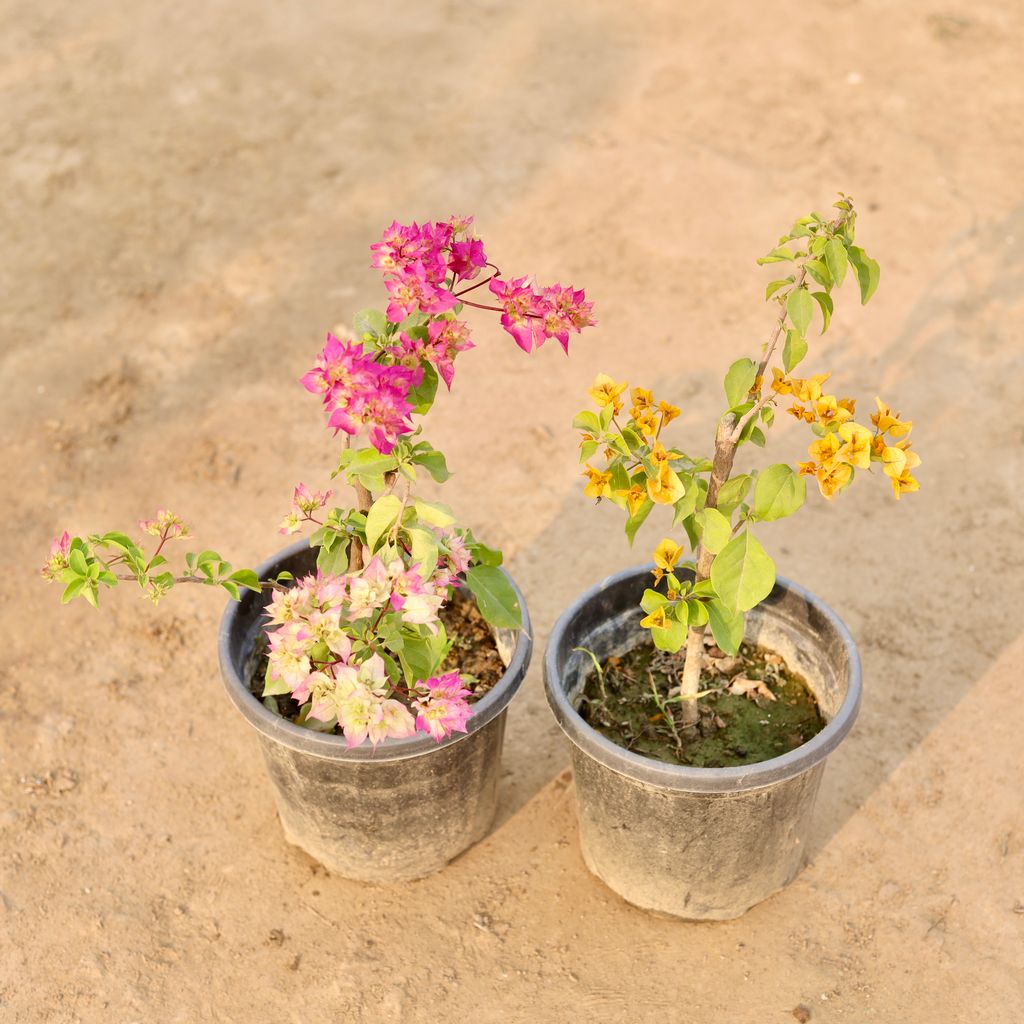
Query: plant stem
xmin=346 ymin=435 xmax=372 ymax=571
xmin=678 ymin=415 xmax=738 ymax=733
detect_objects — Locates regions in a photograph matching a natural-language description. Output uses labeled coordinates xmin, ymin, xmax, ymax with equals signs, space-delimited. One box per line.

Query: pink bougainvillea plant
xmin=42 ymin=217 xmax=595 ymax=747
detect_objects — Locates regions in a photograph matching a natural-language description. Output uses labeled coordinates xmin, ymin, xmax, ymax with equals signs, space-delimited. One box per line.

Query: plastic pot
xmin=218 ymin=540 xmax=532 ymax=882
xmin=544 ymin=565 xmax=861 ymax=920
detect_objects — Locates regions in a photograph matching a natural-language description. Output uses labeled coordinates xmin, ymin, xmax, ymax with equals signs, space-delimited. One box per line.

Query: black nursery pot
xmin=219 ymin=540 xmax=532 ymax=883
xmin=544 ymin=565 xmax=861 ymax=920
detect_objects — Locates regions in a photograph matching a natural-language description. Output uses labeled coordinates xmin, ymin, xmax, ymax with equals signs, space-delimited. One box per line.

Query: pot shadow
xmin=511 ymin=203 xmax=1024 ymax=858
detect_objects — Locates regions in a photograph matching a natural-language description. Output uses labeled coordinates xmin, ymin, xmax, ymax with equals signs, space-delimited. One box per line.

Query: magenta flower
xmin=413 ymin=672 xmax=474 ymax=741
xmin=384 ymin=262 xmax=457 ymax=323
xmin=448 ymin=237 xmax=487 ymax=281
xmin=40 ymin=531 xmax=72 ymax=581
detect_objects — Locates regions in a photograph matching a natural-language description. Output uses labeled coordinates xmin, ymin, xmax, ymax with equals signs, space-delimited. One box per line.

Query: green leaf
xmin=811 ymin=291 xmax=833 ymax=333
xmin=747 ymin=426 xmax=766 ymax=448
xmin=715 ymin=474 xmax=752 ymax=517
xmin=411 ymin=445 xmax=449 ymax=483
xmin=783 ymin=329 xmax=808 ymax=373
xmin=465 ymin=565 xmax=522 ymax=630
xmin=621 ymin=427 xmax=645 ymax=453
xmin=364 ymin=495 xmax=403 ymax=552
xmin=610 ymin=459 xmax=631 ymax=493
xmin=399 ymin=626 xmax=448 ymax=685
xmin=650 ymin=617 xmax=688 ymax=653
xmin=69 ymin=548 xmax=88 ymax=576
xmin=706 ymin=599 xmax=745 ymax=655
xmin=761 ymin=405 xmax=775 ymax=427
xmin=698 ymin=508 xmax=731 ymax=554
xmin=687 ymin=598 xmax=709 ymax=628
xmin=227 ymin=569 xmax=261 ymax=593
xmin=752 ymin=464 xmax=807 ymax=522
xmin=346 ymin=449 xmax=398 ymax=492
xmin=787 ymin=287 xmax=814 ymax=336
xmin=671 ymin=481 xmax=699 ymax=526
xmin=804 ymin=258 xmax=832 ymax=291
xmin=406 ymin=526 xmax=439 ymax=578
xmin=408 ymin=362 xmax=438 ymax=414
xmin=220 ymin=580 xmax=240 ymax=600
xmin=765 ymin=277 xmax=794 ymax=300
xmin=413 ymin=499 xmax=455 ymax=528
xmin=824 ymin=238 xmax=848 ymax=287
xmin=578 ymin=439 xmax=599 ymax=463
xmin=467 ymin=539 xmax=503 ymax=567
xmin=625 ymin=498 xmax=654 ymax=546
xmin=710 ymin=532 xmax=776 ymax=613
xmin=640 ymin=588 xmax=668 ymax=614
xmin=724 ymin=358 xmax=758 ymax=409
xmin=353 ymin=307 xmax=389 ymax=338
xmin=316 ymin=541 xmax=349 ymax=575
xmin=847 ymin=245 xmax=880 ymax=304
xmin=61 ymin=577 xmax=87 ymax=603
xmin=757 ymin=246 xmax=797 ymax=265
xmin=572 ymin=410 xmax=601 ymax=434
xmin=81 ymin=584 xmax=99 ymax=609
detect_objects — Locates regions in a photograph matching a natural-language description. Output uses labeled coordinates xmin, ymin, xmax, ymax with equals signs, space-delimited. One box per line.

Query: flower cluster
xmin=302 ymin=217 xmax=595 ymax=454
xmin=264 ymin=565 xmax=472 ymax=747
xmin=138 ymin=509 xmax=190 ymax=539
xmin=773 ymin=373 xmax=921 ymax=499
xmin=301 ymin=333 xmax=418 ymax=454
xmin=40 ymin=530 xmax=72 ymax=581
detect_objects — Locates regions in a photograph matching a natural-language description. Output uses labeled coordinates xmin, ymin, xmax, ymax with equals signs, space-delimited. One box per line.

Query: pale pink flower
xmin=366 ymin=698 xmax=416 ymax=745
xmin=138 ymin=509 xmax=190 ymax=539
xmin=413 ymin=672 xmax=474 ymax=741
xmin=347 ymin=558 xmax=391 ymax=621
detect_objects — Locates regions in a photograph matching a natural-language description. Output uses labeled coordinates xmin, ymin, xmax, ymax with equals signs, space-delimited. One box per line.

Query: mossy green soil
xmin=579 ymin=639 xmax=825 ymax=768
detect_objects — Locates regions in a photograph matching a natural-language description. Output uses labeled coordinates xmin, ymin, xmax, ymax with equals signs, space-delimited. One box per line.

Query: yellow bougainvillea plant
xmin=573 ymin=195 xmax=919 ymax=734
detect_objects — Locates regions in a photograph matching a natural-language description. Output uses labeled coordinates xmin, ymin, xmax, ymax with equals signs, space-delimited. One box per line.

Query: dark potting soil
xmin=578 ymin=638 xmax=825 ymax=768
xmin=246 ymin=588 xmax=505 ymax=729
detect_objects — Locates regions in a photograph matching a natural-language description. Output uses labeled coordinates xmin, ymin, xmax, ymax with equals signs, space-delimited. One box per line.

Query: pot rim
xmin=543 ymin=564 xmax=862 ymax=793
xmin=219 ymin=539 xmax=533 ymax=763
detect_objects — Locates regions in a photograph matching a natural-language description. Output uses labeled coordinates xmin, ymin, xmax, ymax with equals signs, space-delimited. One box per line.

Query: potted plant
xmin=41 ymin=216 xmax=594 ymax=881
xmin=545 ymin=195 xmax=920 ymax=919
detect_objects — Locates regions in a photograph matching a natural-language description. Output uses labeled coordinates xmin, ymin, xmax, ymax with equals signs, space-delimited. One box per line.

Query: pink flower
xmin=384 ymin=262 xmax=457 ymax=323
xmin=488 ymin=276 xmax=547 ymax=353
xmin=539 ymin=284 xmax=597 ymax=354
xmin=41 ymin=531 xmax=72 ymax=581
xmin=279 ymin=483 xmax=333 ymax=534
xmin=447 ymin=237 xmax=487 ymax=281
xmin=413 ymin=672 xmax=474 ymax=741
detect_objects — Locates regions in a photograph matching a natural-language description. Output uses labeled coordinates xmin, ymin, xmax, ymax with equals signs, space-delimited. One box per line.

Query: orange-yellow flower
xmin=816 ymin=461 xmax=853 ymax=500
xmin=808 ymin=432 xmax=842 ymax=469
xmin=836 ymin=422 xmax=872 ymax=469
xmin=650 ymin=441 xmax=671 ymax=464
xmin=792 ymin=373 xmax=832 ymax=404
xmin=887 ymin=449 xmax=921 ymax=499
xmin=797 ymin=460 xmax=818 ymax=476
xmin=582 ymin=465 xmax=613 ymax=499
xmin=620 ymin=484 xmax=647 ymax=516
xmin=657 ymin=400 xmax=681 ymax=427
xmin=814 ymin=394 xmax=854 ymax=428
xmin=771 ymin=368 xmax=794 ymax=395
xmin=653 ymin=538 xmax=684 ymax=571
xmin=871 ymin=397 xmax=912 ymax=439
xmin=787 ymin=403 xmax=815 ymax=423
xmin=639 ymin=606 xmax=668 ymax=630
xmin=588 ymin=374 xmax=627 ymax=415
xmin=647 ymin=462 xmax=685 ymax=505
xmin=635 ymin=410 xmax=660 ymax=437
xmin=630 ymin=387 xmax=653 ymax=416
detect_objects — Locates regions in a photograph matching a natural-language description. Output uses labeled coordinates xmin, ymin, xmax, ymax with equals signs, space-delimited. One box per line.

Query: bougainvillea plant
xmin=573 ymin=195 xmax=918 ymax=737
xmin=42 ymin=217 xmax=594 ymax=747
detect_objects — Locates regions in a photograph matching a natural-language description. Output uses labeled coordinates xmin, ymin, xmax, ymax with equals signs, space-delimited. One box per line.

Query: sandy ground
xmin=2 ymin=1 xmax=1023 ymax=1020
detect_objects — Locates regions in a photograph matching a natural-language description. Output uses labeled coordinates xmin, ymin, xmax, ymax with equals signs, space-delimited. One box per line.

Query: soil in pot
xmin=244 ymin=589 xmax=504 ymax=728
xmin=578 ymin=636 xmax=825 ymax=768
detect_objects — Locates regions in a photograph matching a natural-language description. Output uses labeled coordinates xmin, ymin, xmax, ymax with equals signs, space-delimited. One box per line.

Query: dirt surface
xmin=2 ymin=1 xmax=1023 ymax=1020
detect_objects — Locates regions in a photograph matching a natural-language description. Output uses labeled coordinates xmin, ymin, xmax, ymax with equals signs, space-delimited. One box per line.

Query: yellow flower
xmin=653 ymin=538 xmax=684 ymax=571
xmin=588 ymin=374 xmax=627 ymax=415
xmin=838 ymin=397 xmax=857 ymax=418
xmin=639 ymin=607 xmax=668 ymax=630
xmin=816 ymin=461 xmax=853 ymax=500
xmin=786 ymin=403 xmax=815 ymax=423
xmin=650 ymin=441 xmax=671 ymax=464
xmin=808 ymin=432 xmax=842 ymax=469
xmin=771 ymin=368 xmax=793 ymax=395
xmin=657 ymin=400 xmax=681 ymax=427
xmin=630 ymin=387 xmax=653 ymax=415
xmin=890 ymin=466 xmax=920 ymax=500
xmin=582 ymin=465 xmax=612 ymax=499
xmin=797 ymin=460 xmax=818 ymax=477
xmin=647 ymin=461 xmax=685 ymax=505
xmin=871 ymin=397 xmax=913 ymax=439
xmin=792 ymin=373 xmax=832 ymax=404
xmin=620 ymin=484 xmax=647 ymax=516
xmin=814 ymin=394 xmax=854 ymax=428
xmin=635 ymin=410 xmax=660 ymax=437
xmin=836 ymin=422 xmax=872 ymax=469
xmin=880 ymin=445 xmax=907 ymax=479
